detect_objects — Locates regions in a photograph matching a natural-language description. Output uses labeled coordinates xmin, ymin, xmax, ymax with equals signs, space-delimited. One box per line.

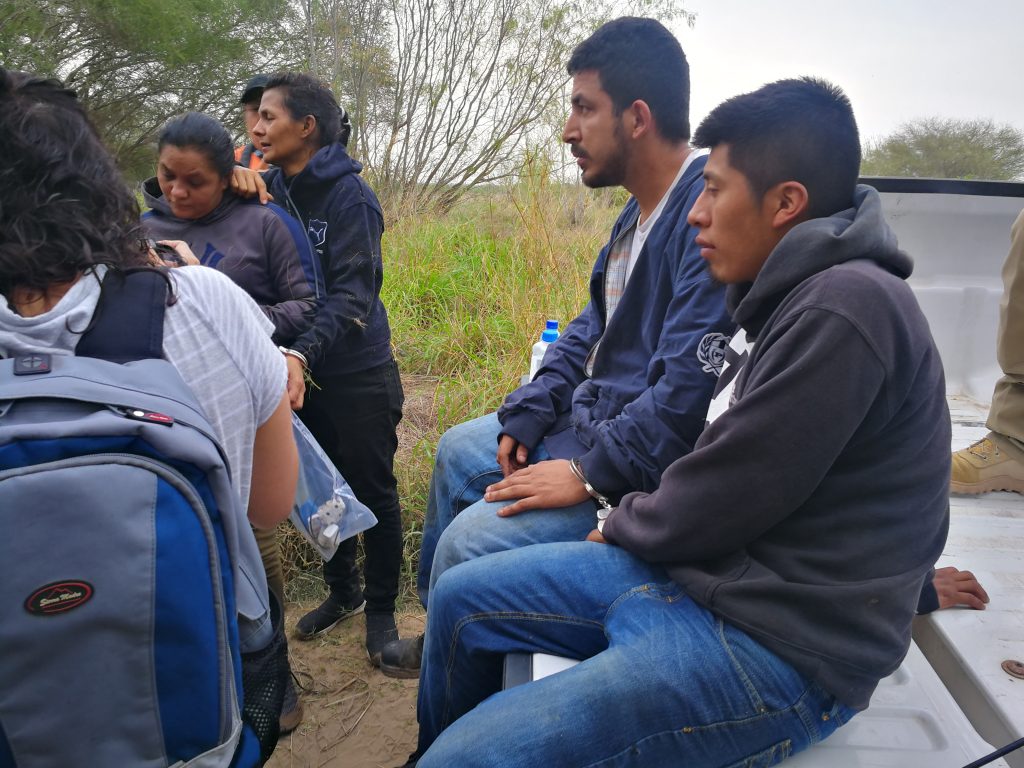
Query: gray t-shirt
xmin=0 ymin=265 xmax=287 ymax=647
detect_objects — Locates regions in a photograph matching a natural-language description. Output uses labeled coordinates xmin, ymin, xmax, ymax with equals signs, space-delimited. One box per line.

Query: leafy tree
xmin=862 ymin=118 xmax=1024 ymax=181
xmin=297 ymin=0 xmax=691 ymax=216
xmin=1 ymin=0 xmax=300 ymax=180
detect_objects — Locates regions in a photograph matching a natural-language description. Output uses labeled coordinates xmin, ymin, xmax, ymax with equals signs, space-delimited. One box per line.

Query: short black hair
xmin=240 ymin=73 xmax=270 ymax=105
xmin=158 ymin=112 xmax=235 ymax=179
xmin=567 ymin=17 xmax=689 ymax=142
xmin=692 ymin=77 xmax=861 ymax=220
xmin=264 ymin=72 xmax=351 ymax=148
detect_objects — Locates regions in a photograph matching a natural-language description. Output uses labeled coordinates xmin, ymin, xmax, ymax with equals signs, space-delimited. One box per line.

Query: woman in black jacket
xmin=250 ymin=73 xmax=405 ymax=665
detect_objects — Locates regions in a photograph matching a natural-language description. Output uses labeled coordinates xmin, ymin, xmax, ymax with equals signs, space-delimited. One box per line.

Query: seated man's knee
xmin=440 ymin=412 xmax=501 ymax=458
xmin=431 ymin=507 xmax=485 ymax=580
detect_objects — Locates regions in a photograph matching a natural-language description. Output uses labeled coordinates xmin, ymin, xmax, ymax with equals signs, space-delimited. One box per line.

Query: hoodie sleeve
xmin=603 ymin=306 xmax=887 ymax=560
xmin=290 ymin=184 xmax=383 ymax=371
xmin=260 ymin=203 xmax=322 ymax=347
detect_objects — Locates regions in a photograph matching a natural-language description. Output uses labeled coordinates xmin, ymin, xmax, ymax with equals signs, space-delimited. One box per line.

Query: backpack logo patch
xmin=697 ymin=332 xmax=730 ymax=376
xmin=25 ymin=580 xmax=94 ymax=616
xmin=308 ymin=219 xmax=328 ymax=247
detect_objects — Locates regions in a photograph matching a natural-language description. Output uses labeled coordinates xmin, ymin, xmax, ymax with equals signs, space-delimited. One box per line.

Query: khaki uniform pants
xmin=989 ymin=209 xmax=1024 ymax=445
xmin=253 ymin=524 xmax=285 ymax=608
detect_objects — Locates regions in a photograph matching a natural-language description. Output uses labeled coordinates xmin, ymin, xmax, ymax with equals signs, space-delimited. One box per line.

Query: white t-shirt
xmin=0 ymin=266 xmax=286 ymax=647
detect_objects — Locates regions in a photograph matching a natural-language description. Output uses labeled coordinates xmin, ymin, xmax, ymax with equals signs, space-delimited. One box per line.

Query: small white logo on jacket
xmin=697 ymin=333 xmax=730 ymax=376
xmin=308 ymin=219 xmax=328 ymax=247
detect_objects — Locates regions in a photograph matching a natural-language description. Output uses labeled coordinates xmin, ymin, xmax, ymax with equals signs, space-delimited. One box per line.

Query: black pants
xmin=297 ymin=359 xmax=404 ymax=615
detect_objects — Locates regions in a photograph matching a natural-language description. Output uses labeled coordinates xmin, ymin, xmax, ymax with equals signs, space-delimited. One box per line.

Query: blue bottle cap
xmin=541 ymin=329 xmax=559 ymax=343
xmin=545 ymin=319 xmax=559 ymax=330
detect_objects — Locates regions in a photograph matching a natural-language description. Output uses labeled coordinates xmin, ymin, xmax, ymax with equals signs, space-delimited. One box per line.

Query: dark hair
xmin=240 ymin=73 xmax=270 ymax=105
xmin=693 ymin=77 xmax=861 ymax=219
xmin=567 ymin=17 xmax=689 ymax=142
xmin=264 ymin=72 xmax=352 ymax=148
xmin=0 ymin=68 xmax=149 ymax=297
xmin=158 ymin=112 xmax=235 ymax=179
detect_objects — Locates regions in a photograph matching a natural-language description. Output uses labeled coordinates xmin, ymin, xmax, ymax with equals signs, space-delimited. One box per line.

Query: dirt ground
xmin=267 ymin=607 xmax=425 ymax=768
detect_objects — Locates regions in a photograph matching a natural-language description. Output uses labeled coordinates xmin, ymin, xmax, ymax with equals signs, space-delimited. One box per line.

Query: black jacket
xmin=265 ymin=144 xmax=392 ymax=375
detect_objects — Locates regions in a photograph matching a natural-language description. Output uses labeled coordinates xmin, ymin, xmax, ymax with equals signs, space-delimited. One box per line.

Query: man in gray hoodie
xmin=404 ymin=78 xmax=950 ymax=768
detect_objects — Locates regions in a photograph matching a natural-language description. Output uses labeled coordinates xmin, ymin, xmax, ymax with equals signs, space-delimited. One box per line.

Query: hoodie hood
xmin=283 ymin=143 xmax=362 ymax=190
xmin=728 ymin=185 xmax=911 ymax=334
xmin=142 ymin=177 xmax=242 ymax=226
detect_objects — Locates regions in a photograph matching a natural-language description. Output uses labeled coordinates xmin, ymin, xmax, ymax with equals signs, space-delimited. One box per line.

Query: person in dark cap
xmin=236 ymin=74 xmax=271 ymax=171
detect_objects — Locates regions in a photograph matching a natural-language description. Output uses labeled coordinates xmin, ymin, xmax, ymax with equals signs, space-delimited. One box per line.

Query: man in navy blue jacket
xmin=380 ymin=17 xmax=734 ymax=678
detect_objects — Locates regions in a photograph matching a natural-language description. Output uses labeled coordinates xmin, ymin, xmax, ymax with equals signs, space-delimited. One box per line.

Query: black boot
xmin=379 ymin=633 xmax=424 ymax=679
xmin=365 ymin=611 xmax=399 ymax=666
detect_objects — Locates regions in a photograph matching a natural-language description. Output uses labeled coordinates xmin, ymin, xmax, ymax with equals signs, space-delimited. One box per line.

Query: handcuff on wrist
xmin=568 ymin=456 xmax=613 ymax=533
xmin=278 ymin=346 xmax=308 ymax=369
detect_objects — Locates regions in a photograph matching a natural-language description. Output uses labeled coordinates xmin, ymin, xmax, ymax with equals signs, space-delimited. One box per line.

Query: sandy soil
xmin=268 ymin=607 xmax=425 ymax=768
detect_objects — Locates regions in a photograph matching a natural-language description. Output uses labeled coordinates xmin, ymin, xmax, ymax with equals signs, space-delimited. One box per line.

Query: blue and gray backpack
xmin=0 ymin=270 xmax=273 ymax=767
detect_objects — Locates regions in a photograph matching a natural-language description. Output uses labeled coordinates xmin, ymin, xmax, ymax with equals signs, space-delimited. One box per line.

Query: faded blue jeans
xmin=415 ymin=542 xmax=856 ymax=768
xmin=417 ymin=412 xmax=597 ymax=607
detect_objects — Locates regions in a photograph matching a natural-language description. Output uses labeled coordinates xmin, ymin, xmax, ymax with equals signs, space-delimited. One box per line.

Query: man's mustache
xmin=569 ymin=145 xmax=587 ymax=159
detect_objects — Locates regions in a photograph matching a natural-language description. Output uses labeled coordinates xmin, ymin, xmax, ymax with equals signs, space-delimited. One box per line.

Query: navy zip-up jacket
xmin=498 ymin=154 xmax=735 ymax=498
xmin=265 ymin=143 xmax=392 ymax=375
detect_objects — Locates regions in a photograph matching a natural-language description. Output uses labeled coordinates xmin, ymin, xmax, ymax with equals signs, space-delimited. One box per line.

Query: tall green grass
xmin=283 ymin=165 xmax=623 ymax=604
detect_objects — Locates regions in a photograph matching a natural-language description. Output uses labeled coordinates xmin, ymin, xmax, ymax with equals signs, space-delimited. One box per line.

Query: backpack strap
xmin=75 ymin=269 xmax=168 ymax=363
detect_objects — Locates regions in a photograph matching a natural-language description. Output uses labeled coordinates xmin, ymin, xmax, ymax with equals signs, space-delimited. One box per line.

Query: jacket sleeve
xmin=579 ymin=235 xmax=733 ymax=496
xmin=291 ymin=191 xmax=382 ymax=370
xmin=603 ymin=307 xmax=887 ymax=560
xmin=260 ymin=204 xmax=322 ymax=347
xmin=497 ymin=294 xmax=604 ymax=450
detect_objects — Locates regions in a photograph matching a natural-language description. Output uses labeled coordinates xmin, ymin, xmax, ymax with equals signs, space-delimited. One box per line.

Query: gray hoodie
xmin=603 ymin=185 xmax=950 ymax=709
xmin=142 ymin=180 xmax=321 ymax=347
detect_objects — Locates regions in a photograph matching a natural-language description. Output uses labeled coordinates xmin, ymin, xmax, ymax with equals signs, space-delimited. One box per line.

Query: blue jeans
xmin=417 ymin=412 xmax=597 ymax=607
xmin=415 ymin=542 xmax=856 ymax=767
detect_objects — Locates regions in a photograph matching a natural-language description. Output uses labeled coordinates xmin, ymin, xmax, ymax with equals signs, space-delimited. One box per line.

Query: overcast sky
xmin=669 ymin=0 xmax=1024 ymax=144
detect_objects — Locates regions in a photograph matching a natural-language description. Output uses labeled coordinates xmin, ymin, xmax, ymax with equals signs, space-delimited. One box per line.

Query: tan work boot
xmin=951 ymin=432 xmax=1024 ymax=494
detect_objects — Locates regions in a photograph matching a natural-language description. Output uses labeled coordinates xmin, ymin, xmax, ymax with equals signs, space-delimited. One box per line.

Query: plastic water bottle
xmin=529 ymin=320 xmax=560 ymax=381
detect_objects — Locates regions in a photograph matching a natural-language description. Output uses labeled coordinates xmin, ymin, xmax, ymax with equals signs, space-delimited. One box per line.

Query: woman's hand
xmin=148 ymin=239 xmax=200 ymax=267
xmin=231 ymin=166 xmax=272 ymax=204
xmin=284 ymin=353 xmax=307 ymax=410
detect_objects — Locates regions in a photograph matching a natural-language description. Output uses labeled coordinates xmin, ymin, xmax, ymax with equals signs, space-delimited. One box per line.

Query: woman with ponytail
xmin=245 ymin=72 xmax=405 ymax=667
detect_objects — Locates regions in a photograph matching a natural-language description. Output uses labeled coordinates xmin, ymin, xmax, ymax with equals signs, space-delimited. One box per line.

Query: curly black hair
xmin=0 ymin=68 xmax=149 ymax=298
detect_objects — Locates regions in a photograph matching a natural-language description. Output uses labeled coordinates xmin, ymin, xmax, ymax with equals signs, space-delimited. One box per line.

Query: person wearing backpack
xmin=0 ymin=68 xmax=297 ymax=766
